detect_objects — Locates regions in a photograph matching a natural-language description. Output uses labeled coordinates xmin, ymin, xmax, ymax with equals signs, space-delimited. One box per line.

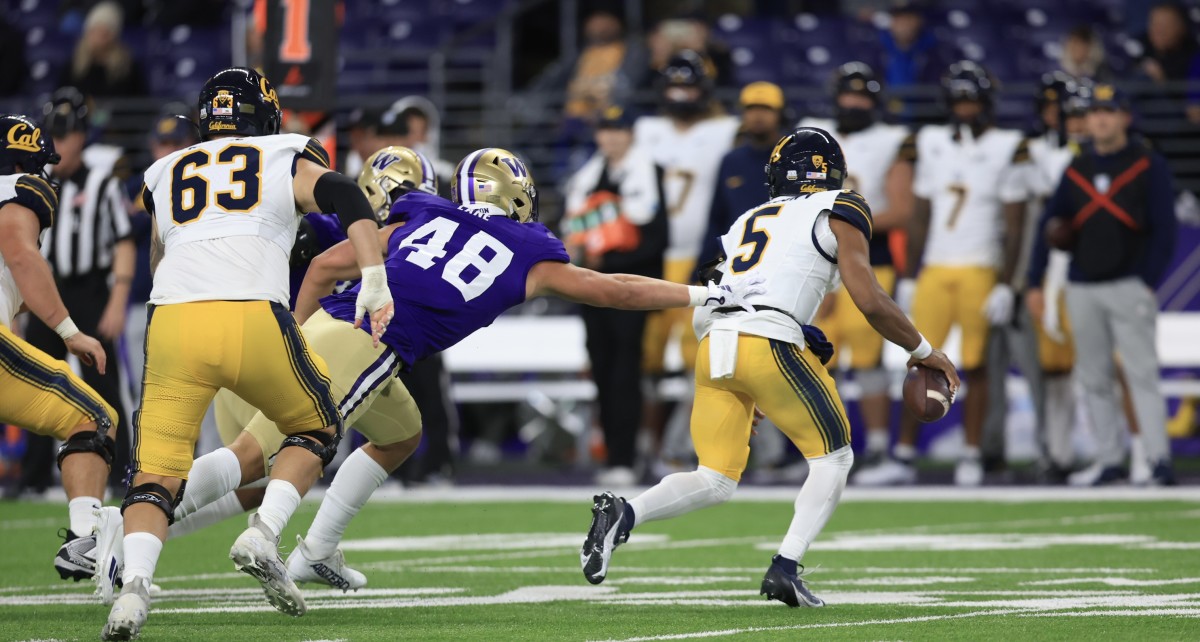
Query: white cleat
xmin=101 ymin=575 xmax=150 ymax=641
xmin=286 ymin=535 xmax=367 ymax=591
xmin=954 ymin=457 xmax=984 ymax=487
xmin=92 ymin=506 xmax=125 ymax=605
xmin=1129 ymin=456 xmax=1152 ymax=486
xmin=230 ymin=515 xmax=307 ymax=616
xmin=851 ymin=459 xmax=916 ymax=486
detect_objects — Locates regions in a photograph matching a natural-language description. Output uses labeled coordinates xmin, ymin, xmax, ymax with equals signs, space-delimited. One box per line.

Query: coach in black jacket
xmin=1026 ymin=84 xmax=1178 ymax=486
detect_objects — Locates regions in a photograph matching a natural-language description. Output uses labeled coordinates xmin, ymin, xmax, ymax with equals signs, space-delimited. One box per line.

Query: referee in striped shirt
xmin=19 ymin=89 xmax=134 ymax=492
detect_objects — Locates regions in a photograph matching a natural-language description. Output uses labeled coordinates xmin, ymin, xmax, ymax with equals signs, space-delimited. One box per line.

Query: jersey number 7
xmin=731 ymin=205 xmax=782 ymax=273
xmin=170 ymin=144 xmax=263 ymax=224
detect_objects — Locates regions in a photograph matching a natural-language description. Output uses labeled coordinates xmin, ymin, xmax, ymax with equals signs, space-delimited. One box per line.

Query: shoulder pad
xmin=300 ymin=137 xmax=331 ymax=168
xmin=1011 ymin=137 xmax=1033 ymax=164
xmin=829 ymin=189 xmax=872 ymax=240
xmin=12 ymin=174 xmax=58 ymax=229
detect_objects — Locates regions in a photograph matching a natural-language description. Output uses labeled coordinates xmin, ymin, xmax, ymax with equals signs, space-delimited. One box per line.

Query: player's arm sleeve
xmin=829 ymin=190 xmax=873 ymax=240
xmin=1138 ymin=153 xmax=1178 ymax=286
xmin=312 ymin=170 xmax=379 ymax=233
xmin=11 ymin=174 xmax=58 ymax=229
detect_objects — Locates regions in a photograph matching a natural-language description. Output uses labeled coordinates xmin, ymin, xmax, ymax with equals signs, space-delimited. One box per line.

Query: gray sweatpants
xmin=1065 ymin=277 xmax=1170 ymax=467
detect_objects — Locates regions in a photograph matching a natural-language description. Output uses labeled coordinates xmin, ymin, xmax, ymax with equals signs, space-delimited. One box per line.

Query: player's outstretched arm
xmin=526 ymin=261 xmax=762 ymax=311
xmin=294 ymin=224 xmax=400 ymax=324
xmin=0 ymin=203 xmax=106 ymax=372
xmin=831 ymin=218 xmax=959 ymax=391
xmin=294 ymin=158 xmax=393 ymax=344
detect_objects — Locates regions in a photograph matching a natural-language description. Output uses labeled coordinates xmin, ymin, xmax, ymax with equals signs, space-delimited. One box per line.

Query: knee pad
xmin=856 ymin=368 xmax=890 ymax=396
xmin=697 ymin=466 xmax=738 ymax=504
xmin=56 ymin=417 xmax=116 ymax=470
xmin=279 ymin=429 xmax=340 ymax=467
xmin=121 ymin=480 xmax=186 ymax=525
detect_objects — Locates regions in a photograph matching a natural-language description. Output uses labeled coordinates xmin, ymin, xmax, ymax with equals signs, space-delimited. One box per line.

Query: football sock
xmin=620 ymin=500 xmax=636 ymax=539
xmin=778 ymin=446 xmax=852 ymax=562
xmin=865 ymin=430 xmax=889 ymax=458
xmin=1044 ymin=375 xmax=1075 ymax=467
xmin=175 ymin=448 xmax=242 ymax=521
xmin=773 ymin=554 xmax=798 ymax=575
xmin=121 ymin=532 xmax=163 ymax=586
xmin=256 ymin=479 xmax=301 ymax=539
xmin=68 ymin=496 xmax=101 ymax=536
xmin=893 ymin=442 xmax=916 ymax=464
xmin=305 ymin=448 xmax=389 ymax=559
xmin=627 ymin=466 xmax=736 ymax=527
xmin=168 ymin=491 xmax=244 ymax=539
xmin=961 ymin=445 xmax=981 ymax=460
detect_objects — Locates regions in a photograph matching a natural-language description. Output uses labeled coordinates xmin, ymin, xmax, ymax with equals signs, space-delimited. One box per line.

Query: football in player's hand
xmin=902 ymin=365 xmax=952 ymax=423
xmin=1044 ymin=217 xmax=1075 ymax=251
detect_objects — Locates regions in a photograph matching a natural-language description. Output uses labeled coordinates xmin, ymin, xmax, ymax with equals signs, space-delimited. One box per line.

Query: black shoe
xmin=1092 ymin=465 xmax=1127 ymax=486
xmin=1151 ymin=460 xmax=1178 ymax=486
xmin=55 ymin=528 xmax=97 ymax=581
xmin=580 ymin=491 xmax=628 ymax=585
xmin=760 ymin=555 xmax=824 ymax=607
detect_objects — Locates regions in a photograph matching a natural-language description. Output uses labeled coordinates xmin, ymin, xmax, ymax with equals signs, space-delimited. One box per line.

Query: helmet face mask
xmin=942 ymin=61 xmax=995 ymax=134
xmin=358 ymin=146 xmax=439 ymax=222
xmin=658 ymin=50 xmax=712 ymax=119
xmin=765 ymin=127 xmax=847 ymax=198
xmin=451 ymin=148 xmax=538 ymax=223
xmin=198 ymin=67 xmax=282 ymax=140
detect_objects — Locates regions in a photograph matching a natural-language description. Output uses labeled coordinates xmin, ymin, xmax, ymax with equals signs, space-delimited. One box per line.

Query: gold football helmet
xmin=358 ymin=146 xmax=439 ymax=221
xmin=451 ymin=148 xmax=539 ymax=222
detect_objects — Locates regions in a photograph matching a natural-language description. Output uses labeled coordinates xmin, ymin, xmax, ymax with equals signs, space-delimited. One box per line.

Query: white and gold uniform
xmin=689 ymin=189 xmax=873 ymax=480
xmin=634 ymin=114 xmax=740 ymax=371
xmin=137 ymin=134 xmax=340 ymax=478
xmin=1025 ymin=135 xmax=1078 ymax=371
xmin=800 ymin=119 xmax=910 ymax=369
xmin=911 ymin=124 xmax=1029 ymax=369
xmin=0 ymin=173 xmax=118 ymax=438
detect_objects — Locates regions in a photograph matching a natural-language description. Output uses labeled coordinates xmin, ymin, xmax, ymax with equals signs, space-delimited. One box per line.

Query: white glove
xmin=895 ymin=278 xmax=916 ymax=315
xmin=693 ymin=275 xmax=767 ymax=312
xmin=1042 ymin=290 xmax=1065 ymax=343
xmin=982 ymin=283 xmax=1015 ymax=325
xmin=355 ymin=265 xmax=394 ymax=328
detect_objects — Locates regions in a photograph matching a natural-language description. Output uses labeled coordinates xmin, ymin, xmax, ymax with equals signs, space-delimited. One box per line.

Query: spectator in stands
xmin=637 ymin=15 xmax=735 ymax=97
xmin=698 ymin=82 xmax=788 ymax=268
xmin=386 ymin=96 xmax=455 ymax=192
xmin=60 ymin=1 xmax=146 ymax=98
xmin=1026 ymin=85 xmax=1178 ymax=486
xmin=875 ymin=2 xmax=947 ymax=89
xmin=1058 ymin=26 xmax=1114 ymax=83
xmin=0 ymin=15 xmax=27 ymax=96
xmin=565 ymin=11 xmax=630 ymax=122
xmin=563 ymin=105 xmax=666 ymax=487
xmin=1137 ymin=2 xmax=1200 ymax=84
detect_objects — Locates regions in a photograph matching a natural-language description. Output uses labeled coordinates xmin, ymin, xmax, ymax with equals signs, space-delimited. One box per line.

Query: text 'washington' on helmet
xmin=358 ymin=146 xmax=439 ymax=221
xmin=198 ymin=67 xmax=282 ymax=141
xmin=451 ymin=148 xmax=539 ymax=223
xmin=765 ymin=127 xmax=847 ymax=198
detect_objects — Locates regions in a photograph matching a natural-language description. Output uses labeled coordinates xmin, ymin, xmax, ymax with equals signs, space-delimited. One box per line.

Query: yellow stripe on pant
xmin=0 ymin=323 xmax=116 ymax=439
xmin=692 ymin=334 xmax=851 ymax=481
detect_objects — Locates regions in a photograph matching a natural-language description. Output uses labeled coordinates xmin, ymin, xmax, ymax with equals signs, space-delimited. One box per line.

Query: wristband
xmin=909 ymin=336 xmax=933 ymax=360
xmin=55 ymin=317 xmax=80 ymax=341
xmin=687 ymin=285 xmax=709 ymax=307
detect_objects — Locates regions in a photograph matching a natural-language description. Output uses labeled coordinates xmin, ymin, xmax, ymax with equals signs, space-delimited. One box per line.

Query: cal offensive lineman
xmin=119 ymin=147 xmax=762 ymax=599
xmin=580 ymin=128 xmax=958 ymax=606
xmin=99 ymin=67 xmax=394 ymax=640
xmin=0 ymin=114 xmax=118 ymax=583
xmin=855 ymin=61 xmax=1031 ymax=487
xmin=800 ymin=62 xmax=916 ymax=468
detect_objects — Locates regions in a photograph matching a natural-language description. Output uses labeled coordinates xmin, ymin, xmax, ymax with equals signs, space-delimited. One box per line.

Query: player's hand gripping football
xmin=355 ymin=265 xmax=395 ymax=347
xmin=64 ymin=332 xmax=108 ymax=375
xmin=703 ymin=275 xmax=767 ymax=312
xmin=907 ymin=349 xmax=960 ymax=400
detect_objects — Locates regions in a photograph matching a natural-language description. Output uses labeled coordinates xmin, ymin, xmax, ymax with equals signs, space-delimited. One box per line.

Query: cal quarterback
xmin=99 ymin=67 xmax=394 ymax=641
xmin=856 ymin=61 xmax=1031 ymax=487
xmin=118 ymin=146 xmax=761 ymax=599
xmin=581 ymin=128 xmax=959 ymax=606
xmin=0 ymin=114 xmax=117 ymax=582
xmin=800 ymin=62 xmax=916 ymax=466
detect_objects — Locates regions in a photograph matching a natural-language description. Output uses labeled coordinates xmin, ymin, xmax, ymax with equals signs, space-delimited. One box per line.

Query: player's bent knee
xmin=279 ymin=427 xmax=340 ymax=467
xmin=122 ymin=480 xmax=186 ymax=525
xmin=697 ymin=466 xmax=738 ymax=504
xmin=56 ymin=417 xmax=116 ymax=470
xmin=808 ymin=446 xmax=854 ymax=476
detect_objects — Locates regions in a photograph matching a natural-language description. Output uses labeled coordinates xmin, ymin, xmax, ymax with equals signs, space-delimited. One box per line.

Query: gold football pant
xmin=1037 ymin=291 xmax=1074 ymax=373
xmin=822 ymin=266 xmax=896 ymax=369
xmin=911 ymin=266 xmax=997 ymax=370
xmin=643 ymin=258 xmax=699 ymax=373
xmin=213 ymin=309 xmax=422 ymax=473
xmin=692 ymin=334 xmax=851 ymax=481
xmin=134 ymin=300 xmax=339 ymax=478
xmin=0 ymin=323 xmax=117 ymax=439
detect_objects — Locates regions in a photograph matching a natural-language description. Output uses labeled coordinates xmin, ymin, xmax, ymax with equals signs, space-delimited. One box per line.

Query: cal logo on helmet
xmin=6 ymin=122 xmax=42 ymax=153
xmin=259 ymin=76 xmax=280 ymax=110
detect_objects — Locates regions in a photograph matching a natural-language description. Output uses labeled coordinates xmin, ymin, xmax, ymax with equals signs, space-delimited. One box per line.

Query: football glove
xmin=355 ymin=265 xmax=394 ymax=329
xmin=982 ymin=283 xmax=1015 ymax=325
xmin=704 ymin=275 xmax=767 ymax=312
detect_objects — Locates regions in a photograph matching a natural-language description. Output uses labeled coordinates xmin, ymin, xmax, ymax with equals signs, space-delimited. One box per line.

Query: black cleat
xmin=55 ymin=528 xmax=97 ymax=582
xmin=760 ymin=555 xmax=824 ymax=608
xmin=581 ymin=492 xmax=628 ymax=585
xmin=1151 ymin=460 xmax=1178 ymax=486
